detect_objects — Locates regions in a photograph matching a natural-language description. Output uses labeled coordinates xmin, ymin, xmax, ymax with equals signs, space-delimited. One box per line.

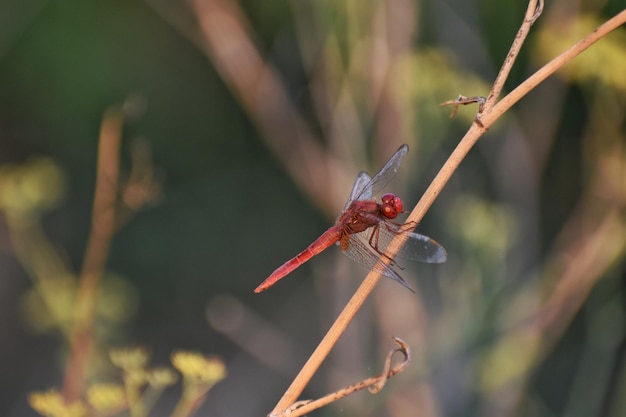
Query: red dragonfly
xmin=254 ymin=144 xmax=446 ymax=293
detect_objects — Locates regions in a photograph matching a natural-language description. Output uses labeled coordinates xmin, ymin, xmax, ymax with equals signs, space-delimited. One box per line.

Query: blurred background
xmin=0 ymin=0 xmax=625 ymax=416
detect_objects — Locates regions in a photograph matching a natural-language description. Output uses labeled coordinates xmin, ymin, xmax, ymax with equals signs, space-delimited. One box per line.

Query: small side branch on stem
xmin=275 ymin=338 xmax=411 ymax=417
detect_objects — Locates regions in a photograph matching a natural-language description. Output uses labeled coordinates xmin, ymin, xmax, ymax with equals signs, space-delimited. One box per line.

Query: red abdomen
xmin=254 ymin=226 xmax=343 ymax=293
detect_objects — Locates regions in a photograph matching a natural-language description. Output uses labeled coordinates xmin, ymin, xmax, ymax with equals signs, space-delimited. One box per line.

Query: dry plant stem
xmin=287 ymin=338 xmax=410 ymax=417
xmin=480 ymin=8 xmax=626 ymax=127
xmin=270 ymin=111 xmax=485 ymax=417
xmin=483 ymin=0 xmax=543 ymax=112
xmin=63 ymin=107 xmax=124 ymax=401
xmin=270 ymin=8 xmax=626 ymax=416
xmin=268 ymin=264 xmax=385 ymax=416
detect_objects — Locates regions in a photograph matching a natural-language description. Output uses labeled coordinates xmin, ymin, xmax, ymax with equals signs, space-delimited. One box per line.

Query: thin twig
xmin=440 ymin=95 xmax=486 ymax=118
xmin=269 ymin=6 xmax=626 ymax=416
xmin=285 ymin=338 xmax=410 ymax=417
xmin=481 ymin=8 xmax=626 ymax=127
xmin=63 ymin=106 xmax=124 ymax=401
xmin=268 ymin=274 xmax=381 ymax=415
xmin=482 ymin=0 xmax=543 ymax=113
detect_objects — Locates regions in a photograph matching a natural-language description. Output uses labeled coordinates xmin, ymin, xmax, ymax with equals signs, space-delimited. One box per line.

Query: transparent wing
xmin=351 ymin=144 xmax=409 ymax=202
xmin=341 ymin=231 xmax=415 ymax=292
xmin=344 ymin=172 xmax=372 ymax=211
xmin=375 ymin=222 xmax=447 ymax=263
xmin=340 ymin=220 xmax=446 ymax=291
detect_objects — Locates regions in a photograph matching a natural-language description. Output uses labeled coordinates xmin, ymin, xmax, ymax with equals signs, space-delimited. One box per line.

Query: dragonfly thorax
xmin=338 ymin=200 xmax=382 ymax=234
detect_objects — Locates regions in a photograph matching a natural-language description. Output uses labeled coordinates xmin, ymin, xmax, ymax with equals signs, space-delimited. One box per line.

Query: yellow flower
xmin=110 ymin=347 xmax=149 ymax=370
xmin=28 ymin=390 xmax=87 ymax=417
xmin=171 ymin=351 xmax=227 ymax=385
xmin=147 ymin=367 xmax=179 ymax=388
xmin=125 ymin=368 xmax=149 ymax=387
xmin=86 ymin=383 xmax=126 ymax=411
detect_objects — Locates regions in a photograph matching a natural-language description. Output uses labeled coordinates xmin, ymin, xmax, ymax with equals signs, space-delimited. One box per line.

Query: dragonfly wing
xmin=376 ymin=223 xmax=447 ymax=263
xmin=345 ymin=172 xmax=372 ymax=211
xmin=341 ymin=230 xmax=415 ymax=292
xmin=353 ymin=144 xmax=409 ymax=201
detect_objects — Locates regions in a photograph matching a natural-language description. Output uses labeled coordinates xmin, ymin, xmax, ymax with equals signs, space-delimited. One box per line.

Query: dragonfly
xmin=254 ymin=144 xmax=446 ymax=293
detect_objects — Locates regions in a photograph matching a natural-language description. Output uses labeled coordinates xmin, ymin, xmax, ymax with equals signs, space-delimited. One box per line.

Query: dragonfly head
xmin=381 ymin=193 xmax=404 ymax=219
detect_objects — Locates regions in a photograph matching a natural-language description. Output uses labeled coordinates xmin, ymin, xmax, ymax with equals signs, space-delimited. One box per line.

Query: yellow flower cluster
xmin=28 ymin=390 xmax=86 ymax=417
xmin=29 ymin=348 xmax=225 ymax=417
xmin=171 ymin=351 xmax=227 ymax=385
xmin=86 ymin=383 xmax=126 ymax=412
xmin=110 ymin=347 xmax=149 ymax=370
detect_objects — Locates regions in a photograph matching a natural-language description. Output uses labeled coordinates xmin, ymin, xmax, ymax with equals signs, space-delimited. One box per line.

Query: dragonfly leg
xmin=367 ymin=225 xmax=400 ymax=267
xmin=399 ymin=220 xmax=418 ymax=233
xmin=383 ymin=219 xmax=418 ymax=234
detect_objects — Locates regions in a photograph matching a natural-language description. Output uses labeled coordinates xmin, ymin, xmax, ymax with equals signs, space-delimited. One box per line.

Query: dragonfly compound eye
xmin=381 ymin=193 xmax=403 ymax=219
xmin=381 ymin=204 xmax=396 ymax=218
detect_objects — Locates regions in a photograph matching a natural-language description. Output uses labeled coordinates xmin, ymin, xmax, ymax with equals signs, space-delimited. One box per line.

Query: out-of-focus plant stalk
xmin=63 ymin=106 xmax=124 ymax=402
